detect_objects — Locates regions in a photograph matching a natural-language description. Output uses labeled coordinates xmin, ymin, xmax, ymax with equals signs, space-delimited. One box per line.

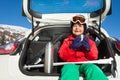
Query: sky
xmin=0 ymin=0 xmax=120 ymax=39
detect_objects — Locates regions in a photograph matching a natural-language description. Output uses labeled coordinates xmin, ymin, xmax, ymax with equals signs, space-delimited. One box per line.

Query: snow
xmin=0 ymin=24 xmax=30 ymax=44
xmin=0 ymin=24 xmax=30 ymax=35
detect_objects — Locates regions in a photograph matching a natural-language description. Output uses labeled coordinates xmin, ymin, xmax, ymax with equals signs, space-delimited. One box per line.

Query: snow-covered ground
xmin=0 ymin=24 xmax=29 ymax=35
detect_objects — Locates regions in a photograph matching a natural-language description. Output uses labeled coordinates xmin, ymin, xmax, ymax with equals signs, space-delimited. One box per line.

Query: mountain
xmin=0 ymin=24 xmax=30 ymax=44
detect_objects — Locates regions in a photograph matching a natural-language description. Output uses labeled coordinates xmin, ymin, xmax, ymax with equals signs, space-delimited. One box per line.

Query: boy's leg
xmin=59 ymin=63 xmax=79 ymax=80
xmin=79 ymin=63 xmax=108 ymax=80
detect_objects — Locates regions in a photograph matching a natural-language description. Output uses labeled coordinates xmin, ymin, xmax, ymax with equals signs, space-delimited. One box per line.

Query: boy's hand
xmin=70 ymin=36 xmax=82 ymax=50
xmin=82 ymin=37 xmax=90 ymax=51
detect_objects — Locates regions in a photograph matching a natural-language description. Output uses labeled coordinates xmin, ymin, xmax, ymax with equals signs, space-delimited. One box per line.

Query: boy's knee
xmin=80 ymin=64 xmax=108 ymax=80
xmin=61 ymin=64 xmax=79 ymax=73
xmin=61 ymin=63 xmax=79 ymax=80
xmin=80 ymin=63 xmax=99 ymax=72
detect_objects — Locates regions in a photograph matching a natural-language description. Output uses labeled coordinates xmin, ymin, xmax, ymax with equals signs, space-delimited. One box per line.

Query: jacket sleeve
xmin=58 ymin=38 xmax=75 ymax=62
xmin=85 ymin=39 xmax=98 ymax=60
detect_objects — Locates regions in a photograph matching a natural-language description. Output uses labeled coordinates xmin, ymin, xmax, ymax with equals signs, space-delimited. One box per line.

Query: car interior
xmin=19 ymin=25 xmax=117 ymax=77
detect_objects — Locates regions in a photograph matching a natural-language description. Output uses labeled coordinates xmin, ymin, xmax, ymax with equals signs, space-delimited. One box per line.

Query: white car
xmin=0 ymin=0 xmax=120 ymax=80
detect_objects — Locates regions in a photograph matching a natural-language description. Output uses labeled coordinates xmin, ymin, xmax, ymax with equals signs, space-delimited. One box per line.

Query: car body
xmin=0 ymin=0 xmax=120 ymax=80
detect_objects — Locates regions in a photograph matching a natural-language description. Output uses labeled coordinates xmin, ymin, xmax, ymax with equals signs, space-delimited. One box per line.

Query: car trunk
xmin=19 ymin=25 xmax=117 ymax=77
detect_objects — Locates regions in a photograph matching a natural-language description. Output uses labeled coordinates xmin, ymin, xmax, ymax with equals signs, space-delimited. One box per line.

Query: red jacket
xmin=58 ymin=34 xmax=98 ymax=62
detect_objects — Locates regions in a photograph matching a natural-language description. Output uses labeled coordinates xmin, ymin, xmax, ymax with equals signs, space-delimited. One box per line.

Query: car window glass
xmin=30 ymin=0 xmax=104 ymax=14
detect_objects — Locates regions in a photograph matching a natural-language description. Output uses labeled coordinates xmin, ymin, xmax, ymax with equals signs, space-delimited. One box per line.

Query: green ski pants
xmin=59 ymin=63 xmax=108 ymax=80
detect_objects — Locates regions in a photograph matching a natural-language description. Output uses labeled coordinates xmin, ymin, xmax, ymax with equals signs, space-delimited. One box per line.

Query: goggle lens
xmin=72 ymin=16 xmax=85 ymax=24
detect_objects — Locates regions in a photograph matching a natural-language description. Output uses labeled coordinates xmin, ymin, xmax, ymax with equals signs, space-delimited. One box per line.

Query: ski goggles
xmin=71 ymin=15 xmax=86 ymax=24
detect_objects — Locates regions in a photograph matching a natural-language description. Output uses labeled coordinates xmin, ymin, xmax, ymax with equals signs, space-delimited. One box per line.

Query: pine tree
xmin=0 ymin=32 xmax=6 ymax=45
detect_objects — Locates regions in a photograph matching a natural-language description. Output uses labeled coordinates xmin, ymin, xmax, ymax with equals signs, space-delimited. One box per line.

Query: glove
xmin=82 ymin=37 xmax=90 ymax=51
xmin=70 ymin=36 xmax=82 ymax=50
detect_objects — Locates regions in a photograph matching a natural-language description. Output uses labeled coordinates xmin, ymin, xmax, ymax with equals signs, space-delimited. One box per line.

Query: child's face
xmin=72 ymin=23 xmax=84 ymax=36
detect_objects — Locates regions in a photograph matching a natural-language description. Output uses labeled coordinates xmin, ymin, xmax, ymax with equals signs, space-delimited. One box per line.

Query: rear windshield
xmin=30 ymin=0 xmax=104 ymax=14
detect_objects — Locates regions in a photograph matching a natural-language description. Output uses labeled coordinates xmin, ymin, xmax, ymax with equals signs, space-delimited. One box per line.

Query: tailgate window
xmin=30 ymin=0 xmax=104 ymax=14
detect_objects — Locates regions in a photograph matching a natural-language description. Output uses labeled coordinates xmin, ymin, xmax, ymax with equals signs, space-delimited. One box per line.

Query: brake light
xmin=4 ymin=41 xmax=18 ymax=53
xmin=115 ymin=38 xmax=120 ymax=51
xmin=4 ymin=43 xmax=14 ymax=50
xmin=0 ymin=40 xmax=19 ymax=54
